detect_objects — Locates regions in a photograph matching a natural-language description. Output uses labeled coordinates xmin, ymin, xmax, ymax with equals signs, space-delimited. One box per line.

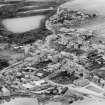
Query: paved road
xmin=46 ymin=79 xmax=105 ymax=99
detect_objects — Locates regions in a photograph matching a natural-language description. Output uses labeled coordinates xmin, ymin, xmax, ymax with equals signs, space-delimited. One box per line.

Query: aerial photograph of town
xmin=0 ymin=0 xmax=105 ymax=105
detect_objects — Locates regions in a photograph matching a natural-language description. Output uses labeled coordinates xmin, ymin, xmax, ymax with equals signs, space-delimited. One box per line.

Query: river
xmin=2 ymin=15 xmax=45 ymax=33
xmin=1 ymin=98 xmax=39 ymax=105
xmin=1 ymin=96 xmax=105 ymax=105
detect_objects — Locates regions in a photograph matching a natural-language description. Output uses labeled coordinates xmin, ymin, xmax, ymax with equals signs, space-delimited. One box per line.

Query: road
xmin=45 ymin=79 xmax=105 ymax=99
